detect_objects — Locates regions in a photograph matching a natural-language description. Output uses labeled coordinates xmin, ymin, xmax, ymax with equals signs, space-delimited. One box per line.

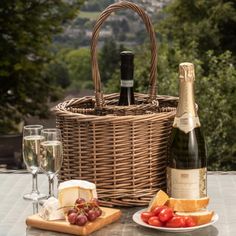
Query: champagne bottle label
xmin=120 ymin=80 xmax=134 ymax=87
xmin=173 ymin=113 xmax=201 ymax=133
xmin=167 ymin=167 xmax=207 ymax=199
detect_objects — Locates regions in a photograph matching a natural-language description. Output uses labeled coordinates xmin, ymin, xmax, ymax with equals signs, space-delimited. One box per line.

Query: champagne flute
xmin=40 ymin=128 xmax=63 ymax=198
xmin=23 ymin=125 xmax=46 ymax=200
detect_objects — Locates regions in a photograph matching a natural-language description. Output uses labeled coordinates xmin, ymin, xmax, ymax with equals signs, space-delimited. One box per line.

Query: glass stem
xmin=33 ymin=201 xmax=39 ymax=214
xmin=48 ymin=176 xmax=54 ymax=197
xmin=32 ymin=172 xmax=39 ymax=194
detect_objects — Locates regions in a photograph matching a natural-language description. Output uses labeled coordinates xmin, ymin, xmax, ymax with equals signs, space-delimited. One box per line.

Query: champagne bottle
xmin=118 ymin=51 xmax=135 ymax=106
xmin=167 ymin=62 xmax=207 ymax=199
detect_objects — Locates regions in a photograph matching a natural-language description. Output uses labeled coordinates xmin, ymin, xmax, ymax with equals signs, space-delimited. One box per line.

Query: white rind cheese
xmin=58 ymin=180 xmax=97 ymax=211
xmin=39 ymin=197 xmax=65 ymax=221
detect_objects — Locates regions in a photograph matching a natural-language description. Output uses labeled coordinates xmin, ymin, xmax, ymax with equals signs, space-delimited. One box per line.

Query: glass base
xmin=23 ymin=192 xmax=47 ymax=201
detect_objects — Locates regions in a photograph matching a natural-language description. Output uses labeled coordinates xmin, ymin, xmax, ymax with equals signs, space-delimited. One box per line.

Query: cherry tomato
xmin=152 ymin=205 xmax=168 ymax=216
xmin=165 ymin=216 xmax=186 ymax=228
xmin=141 ymin=211 xmax=155 ymax=223
xmin=148 ymin=216 xmax=163 ymax=227
xmin=158 ymin=208 xmax=174 ymax=223
xmin=184 ymin=216 xmax=197 ymax=227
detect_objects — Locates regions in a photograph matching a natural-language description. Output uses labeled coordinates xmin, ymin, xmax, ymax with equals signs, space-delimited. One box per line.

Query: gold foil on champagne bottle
xmin=174 ymin=62 xmax=200 ymax=133
xmin=179 ymin=62 xmax=195 ymax=82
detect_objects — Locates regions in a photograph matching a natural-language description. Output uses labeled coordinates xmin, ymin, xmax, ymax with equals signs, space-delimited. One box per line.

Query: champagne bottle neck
xmin=173 ymin=62 xmax=201 ymax=133
xmin=176 ymin=81 xmax=197 ymax=118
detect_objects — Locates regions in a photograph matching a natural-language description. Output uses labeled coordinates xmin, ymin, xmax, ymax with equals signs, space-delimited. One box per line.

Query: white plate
xmin=132 ymin=208 xmax=219 ymax=233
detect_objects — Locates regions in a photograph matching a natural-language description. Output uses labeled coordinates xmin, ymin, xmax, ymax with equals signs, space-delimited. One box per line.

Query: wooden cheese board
xmin=26 ymin=207 xmax=121 ymax=236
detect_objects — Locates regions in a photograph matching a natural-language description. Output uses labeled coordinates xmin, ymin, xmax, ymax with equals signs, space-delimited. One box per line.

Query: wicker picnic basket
xmin=54 ymin=1 xmax=178 ymax=207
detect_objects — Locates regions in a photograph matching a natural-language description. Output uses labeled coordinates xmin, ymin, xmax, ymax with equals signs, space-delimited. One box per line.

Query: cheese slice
xmin=58 ymin=180 xmax=97 ymax=211
xmin=148 ymin=190 xmax=169 ymax=212
xmin=39 ymin=197 xmax=65 ymax=221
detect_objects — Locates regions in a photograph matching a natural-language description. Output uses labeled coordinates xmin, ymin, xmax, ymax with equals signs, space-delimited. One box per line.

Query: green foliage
xmin=48 ymin=39 xmax=127 ymax=94
xmin=0 ymin=0 xmax=84 ymax=134
xmin=197 ymin=51 xmax=236 ymax=170
xmin=104 ymin=0 xmax=236 ymax=170
xmin=81 ymin=0 xmax=115 ymax=12
xmin=159 ymin=0 xmax=236 ymax=56
xmin=155 ymin=0 xmax=236 ymax=170
xmin=45 ymin=60 xmax=70 ymax=89
xmin=79 ymin=11 xmax=100 ymax=20
xmin=99 ymin=39 xmax=126 ymax=86
xmin=64 ymin=48 xmax=93 ymax=90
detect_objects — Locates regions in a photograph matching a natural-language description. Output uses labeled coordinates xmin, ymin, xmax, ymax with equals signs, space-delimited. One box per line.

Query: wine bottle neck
xmin=120 ymin=62 xmax=134 ymax=88
xmin=121 ymin=66 xmax=133 ymax=80
xmin=118 ymin=51 xmax=135 ymax=106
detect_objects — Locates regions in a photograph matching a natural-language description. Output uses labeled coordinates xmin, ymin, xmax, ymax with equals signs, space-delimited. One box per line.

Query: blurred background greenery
xmin=0 ymin=0 xmax=235 ymax=170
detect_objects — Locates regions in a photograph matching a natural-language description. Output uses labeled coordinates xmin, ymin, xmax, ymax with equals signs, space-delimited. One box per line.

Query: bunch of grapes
xmin=67 ymin=198 xmax=102 ymax=226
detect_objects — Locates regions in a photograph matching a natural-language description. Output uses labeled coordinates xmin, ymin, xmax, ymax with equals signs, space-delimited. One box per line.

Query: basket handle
xmin=91 ymin=1 xmax=158 ymax=108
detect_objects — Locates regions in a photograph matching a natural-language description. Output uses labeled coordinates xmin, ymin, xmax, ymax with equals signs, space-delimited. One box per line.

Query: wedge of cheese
xmin=148 ymin=190 xmax=169 ymax=212
xmin=39 ymin=197 xmax=65 ymax=221
xmin=58 ymin=180 xmax=97 ymax=211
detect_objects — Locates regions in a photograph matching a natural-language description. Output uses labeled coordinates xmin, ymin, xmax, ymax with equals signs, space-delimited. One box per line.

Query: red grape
xmin=91 ymin=198 xmax=99 ymax=206
xmin=94 ymin=207 xmax=102 ymax=217
xmin=75 ymin=197 xmax=86 ymax=205
xmin=76 ymin=214 xmax=88 ymax=226
xmin=87 ymin=209 xmax=97 ymax=222
xmin=67 ymin=198 xmax=102 ymax=227
xmin=67 ymin=208 xmax=78 ymax=216
xmin=83 ymin=205 xmax=92 ymax=213
xmin=68 ymin=213 xmax=77 ymax=224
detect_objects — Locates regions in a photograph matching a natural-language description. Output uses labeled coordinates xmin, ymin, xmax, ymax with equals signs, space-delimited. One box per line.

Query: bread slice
xmin=166 ymin=197 xmax=209 ymax=212
xmin=176 ymin=210 xmax=214 ymax=225
xmin=147 ymin=190 xmax=169 ymax=212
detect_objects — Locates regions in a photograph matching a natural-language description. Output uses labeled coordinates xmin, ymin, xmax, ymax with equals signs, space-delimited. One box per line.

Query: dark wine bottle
xmin=118 ymin=51 xmax=135 ymax=106
xmin=167 ymin=62 xmax=207 ymax=199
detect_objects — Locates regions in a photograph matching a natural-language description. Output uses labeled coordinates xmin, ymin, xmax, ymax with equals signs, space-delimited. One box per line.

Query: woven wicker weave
xmin=54 ymin=1 xmax=178 ymax=207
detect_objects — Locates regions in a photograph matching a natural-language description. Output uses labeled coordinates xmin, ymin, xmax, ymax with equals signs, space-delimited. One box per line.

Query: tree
xmin=158 ymin=0 xmax=236 ymax=58
xmin=197 ymin=51 xmax=236 ymax=170
xmin=81 ymin=0 xmax=115 ymax=12
xmin=64 ymin=48 xmax=93 ymax=90
xmin=0 ymin=0 xmax=84 ymax=134
xmin=45 ymin=61 xmax=70 ymax=89
xmin=155 ymin=0 xmax=236 ymax=170
xmin=99 ymin=39 xmax=125 ymax=86
xmin=104 ymin=0 xmax=236 ymax=170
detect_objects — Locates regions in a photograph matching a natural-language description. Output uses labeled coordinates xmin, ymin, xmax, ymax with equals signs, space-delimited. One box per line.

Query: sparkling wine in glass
xmin=23 ymin=125 xmax=46 ymax=200
xmin=40 ymin=128 xmax=63 ymax=198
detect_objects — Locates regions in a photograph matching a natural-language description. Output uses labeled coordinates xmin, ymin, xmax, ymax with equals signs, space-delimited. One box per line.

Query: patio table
xmin=0 ymin=171 xmax=235 ymax=236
